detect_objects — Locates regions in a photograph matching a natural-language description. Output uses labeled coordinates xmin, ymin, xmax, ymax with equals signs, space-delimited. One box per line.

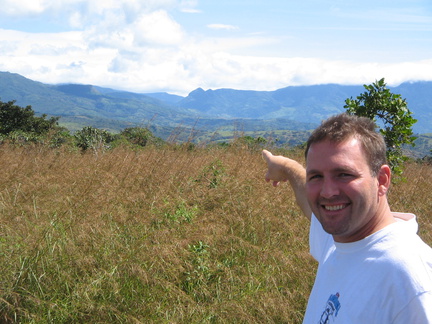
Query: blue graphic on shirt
xmin=319 ymin=293 xmax=341 ymax=324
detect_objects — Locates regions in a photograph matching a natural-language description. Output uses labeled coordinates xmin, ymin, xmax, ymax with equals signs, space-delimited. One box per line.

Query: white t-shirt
xmin=303 ymin=213 xmax=432 ymax=324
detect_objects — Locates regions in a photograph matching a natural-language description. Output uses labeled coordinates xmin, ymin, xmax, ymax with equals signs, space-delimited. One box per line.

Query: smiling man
xmin=304 ymin=117 xmax=396 ymax=244
xmin=263 ymin=113 xmax=432 ymax=323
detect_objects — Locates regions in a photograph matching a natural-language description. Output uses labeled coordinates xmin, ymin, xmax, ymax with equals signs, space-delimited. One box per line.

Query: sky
xmin=1 ymin=0 xmax=432 ymax=96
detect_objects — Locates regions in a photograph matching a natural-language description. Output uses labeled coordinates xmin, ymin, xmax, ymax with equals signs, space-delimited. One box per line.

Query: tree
xmin=74 ymin=126 xmax=115 ymax=152
xmin=120 ymin=127 xmax=163 ymax=147
xmin=0 ymin=100 xmax=59 ymax=136
xmin=344 ymin=78 xmax=417 ymax=177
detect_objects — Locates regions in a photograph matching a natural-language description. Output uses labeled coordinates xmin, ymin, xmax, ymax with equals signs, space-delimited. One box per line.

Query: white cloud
xmin=132 ymin=10 xmax=185 ymax=45
xmin=0 ymin=0 xmax=50 ymax=15
xmin=1 ymin=22 xmax=432 ymax=96
xmin=0 ymin=0 xmax=193 ymax=26
xmin=0 ymin=0 xmax=431 ymax=96
xmin=179 ymin=0 xmax=200 ymax=13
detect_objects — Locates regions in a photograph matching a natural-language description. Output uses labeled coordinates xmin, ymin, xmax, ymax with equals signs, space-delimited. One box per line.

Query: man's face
xmin=305 ymin=137 xmax=386 ymax=243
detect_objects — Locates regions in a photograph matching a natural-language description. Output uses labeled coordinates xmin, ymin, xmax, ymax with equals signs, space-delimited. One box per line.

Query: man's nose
xmin=320 ymin=178 xmax=339 ymax=199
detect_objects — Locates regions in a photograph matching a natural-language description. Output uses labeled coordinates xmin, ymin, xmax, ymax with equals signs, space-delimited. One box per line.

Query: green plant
xmin=182 ymin=242 xmax=212 ymax=297
xmin=164 ymin=201 xmax=198 ymax=224
xmin=74 ymin=126 xmax=115 ymax=152
xmin=46 ymin=128 xmax=73 ymax=148
xmin=0 ymin=100 xmax=60 ymax=136
xmin=344 ymin=78 xmax=417 ymax=177
xmin=196 ymin=159 xmax=226 ymax=188
xmin=119 ymin=127 xmax=164 ymax=147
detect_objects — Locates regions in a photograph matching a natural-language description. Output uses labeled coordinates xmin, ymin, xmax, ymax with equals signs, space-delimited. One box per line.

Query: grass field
xmin=0 ymin=144 xmax=431 ymax=323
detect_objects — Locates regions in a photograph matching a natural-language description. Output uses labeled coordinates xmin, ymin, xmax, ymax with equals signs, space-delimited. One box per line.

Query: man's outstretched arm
xmin=262 ymin=150 xmax=311 ymax=220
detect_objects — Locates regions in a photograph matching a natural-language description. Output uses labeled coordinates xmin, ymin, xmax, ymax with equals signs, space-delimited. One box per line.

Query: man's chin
xmin=319 ymin=217 xmax=348 ymax=236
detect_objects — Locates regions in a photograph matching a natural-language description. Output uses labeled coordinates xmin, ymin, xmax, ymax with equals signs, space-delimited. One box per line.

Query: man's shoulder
xmin=377 ymin=223 xmax=432 ymax=289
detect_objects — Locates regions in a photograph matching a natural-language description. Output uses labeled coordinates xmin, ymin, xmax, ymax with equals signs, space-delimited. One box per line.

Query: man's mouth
xmin=323 ymin=204 xmax=347 ymax=211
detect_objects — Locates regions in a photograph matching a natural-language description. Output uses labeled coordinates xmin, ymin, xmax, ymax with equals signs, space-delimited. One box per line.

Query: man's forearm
xmin=281 ymin=158 xmax=311 ymax=220
xmin=263 ymin=150 xmax=311 ymax=220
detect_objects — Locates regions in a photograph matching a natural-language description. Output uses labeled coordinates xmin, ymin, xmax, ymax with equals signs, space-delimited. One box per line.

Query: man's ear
xmin=378 ymin=165 xmax=391 ymax=196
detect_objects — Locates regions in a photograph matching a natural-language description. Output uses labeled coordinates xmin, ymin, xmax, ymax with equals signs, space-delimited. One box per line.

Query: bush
xmin=74 ymin=126 xmax=115 ymax=152
xmin=119 ymin=127 xmax=164 ymax=147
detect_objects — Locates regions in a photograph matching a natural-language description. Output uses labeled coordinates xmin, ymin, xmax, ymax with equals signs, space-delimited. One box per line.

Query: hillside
xmin=0 ymin=72 xmax=315 ymax=141
xmin=1 ymin=71 xmax=431 ymax=153
xmin=177 ymin=83 xmax=432 ymax=134
xmin=0 ymin=72 xmax=200 ymax=133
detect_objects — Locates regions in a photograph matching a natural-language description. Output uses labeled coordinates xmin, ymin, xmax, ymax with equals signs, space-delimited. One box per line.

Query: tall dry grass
xmin=0 ymin=144 xmax=431 ymax=323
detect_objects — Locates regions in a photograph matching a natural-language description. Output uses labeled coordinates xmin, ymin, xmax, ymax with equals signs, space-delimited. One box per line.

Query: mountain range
xmin=1 ymin=71 xmax=431 ymax=151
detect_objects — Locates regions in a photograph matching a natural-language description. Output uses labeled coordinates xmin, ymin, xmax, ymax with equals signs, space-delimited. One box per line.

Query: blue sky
xmin=1 ymin=0 xmax=431 ymax=95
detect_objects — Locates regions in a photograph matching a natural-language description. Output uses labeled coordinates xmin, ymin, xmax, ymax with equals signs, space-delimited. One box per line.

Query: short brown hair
xmin=305 ymin=113 xmax=387 ymax=176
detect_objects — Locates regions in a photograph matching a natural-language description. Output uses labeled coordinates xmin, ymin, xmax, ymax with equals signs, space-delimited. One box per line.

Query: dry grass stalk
xmin=0 ymin=144 xmax=430 ymax=323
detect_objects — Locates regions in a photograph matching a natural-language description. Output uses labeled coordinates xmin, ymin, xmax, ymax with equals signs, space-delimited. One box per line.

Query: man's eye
xmin=308 ymin=174 xmax=322 ymax=181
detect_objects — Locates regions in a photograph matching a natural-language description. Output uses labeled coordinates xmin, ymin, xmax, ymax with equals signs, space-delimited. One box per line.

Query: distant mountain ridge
xmin=1 ymin=71 xmax=431 ymax=137
xmin=0 ymin=71 xmax=202 ymax=133
xmin=175 ymin=83 xmax=432 ymax=134
xmin=178 ymin=85 xmax=364 ymax=121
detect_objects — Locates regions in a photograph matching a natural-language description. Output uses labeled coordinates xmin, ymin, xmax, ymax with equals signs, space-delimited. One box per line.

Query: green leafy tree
xmin=0 ymin=100 xmax=59 ymax=136
xmin=120 ymin=127 xmax=163 ymax=147
xmin=344 ymin=78 xmax=417 ymax=177
xmin=74 ymin=126 xmax=115 ymax=152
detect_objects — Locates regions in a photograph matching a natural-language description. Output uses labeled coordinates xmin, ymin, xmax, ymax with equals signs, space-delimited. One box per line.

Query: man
xmin=263 ymin=113 xmax=432 ymax=323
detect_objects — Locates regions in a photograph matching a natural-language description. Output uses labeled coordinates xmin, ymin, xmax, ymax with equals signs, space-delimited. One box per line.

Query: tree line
xmin=0 ymin=99 xmax=165 ymax=151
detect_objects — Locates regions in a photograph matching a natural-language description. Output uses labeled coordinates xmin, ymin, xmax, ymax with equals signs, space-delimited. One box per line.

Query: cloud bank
xmin=0 ymin=0 xmax=431 ymax=95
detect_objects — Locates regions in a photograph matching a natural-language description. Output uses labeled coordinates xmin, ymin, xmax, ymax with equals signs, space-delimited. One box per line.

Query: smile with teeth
xmin=324 ymin=204 xmax=346 ymax=211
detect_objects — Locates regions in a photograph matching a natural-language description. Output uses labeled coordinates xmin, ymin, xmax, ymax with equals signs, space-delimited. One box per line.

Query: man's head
xmin=304 ymin=113 xmax=394 ymax=242
xmin=305 ymin=113 xmax=387 ymax=177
